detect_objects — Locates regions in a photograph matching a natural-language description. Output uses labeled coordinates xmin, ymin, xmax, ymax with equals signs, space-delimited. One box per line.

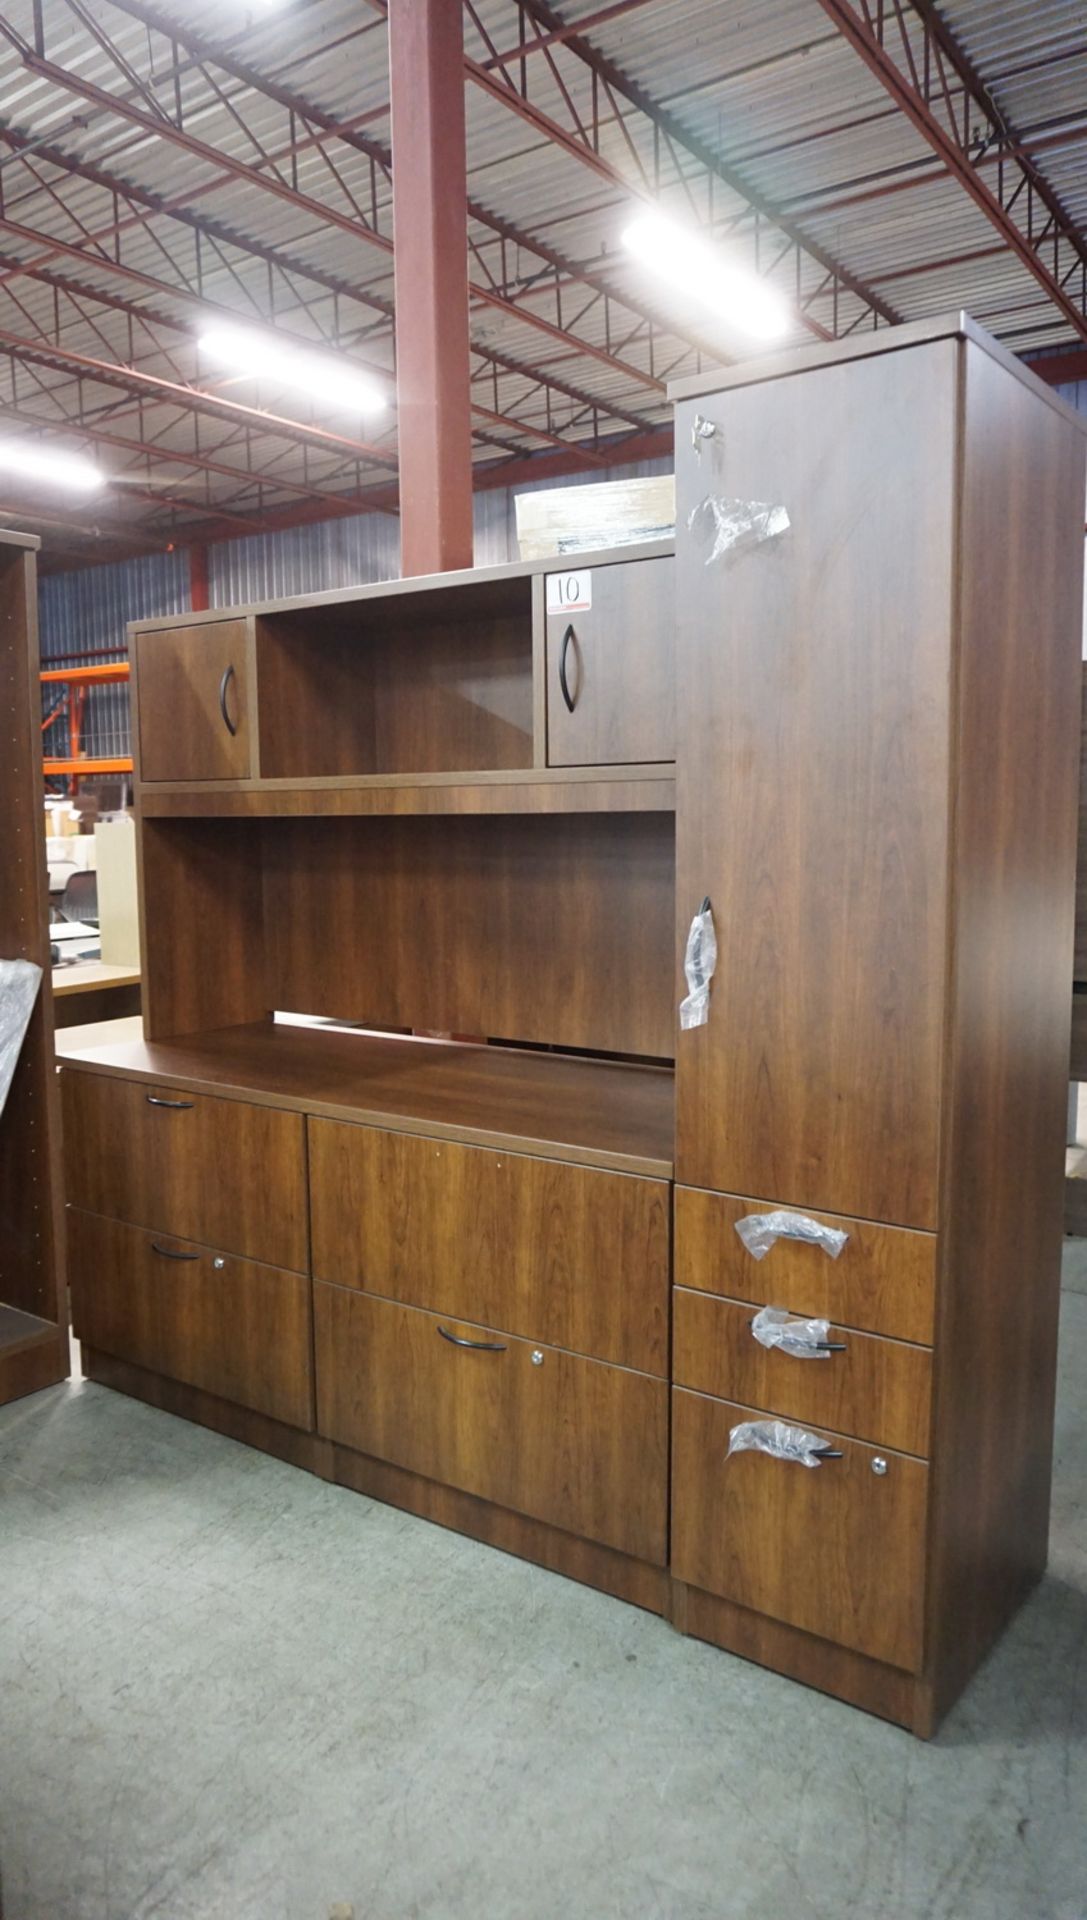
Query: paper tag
xmin=546 ymin=570 xmax=592 ymax=615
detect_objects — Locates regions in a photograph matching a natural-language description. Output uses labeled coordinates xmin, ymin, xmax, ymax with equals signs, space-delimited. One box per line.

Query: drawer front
xmin=671 ymin=1388 xmax=928 ymax=1672
xmin=673 ymin=1289 xmax=932 ymax=1457
xmin=61 ymin=1070 xmax=308 ymax=1273
xmin=315 ymin=1283 xmax=668 ymax=1563
xmin=69 ymin=1209 xmax=313 ymax=1429
xmin=136 ymin=619 xmax=251 ymax=782
xmin=309 ymin=1119 xmax=670 ymax=1374
xmin=675 ymin=1187 xmax=936 ymax=1345
xmin=545 ymin=557 xmax=674 ymax=767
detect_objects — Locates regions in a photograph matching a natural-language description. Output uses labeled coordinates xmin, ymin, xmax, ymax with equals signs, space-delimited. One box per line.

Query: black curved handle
xmin=558 ymin=624 xmax=576 ymax=713
xmin=218 ymin=662 xmax=238 ymax=736
xmin=146 ymin=1095 xmax=193 ymax=1110
xmin=437 ymin=1325 xmax=507 ymax=1353
xmin=811 ymin=1445 xmax=844 ymax=1460
xmin=151 ymin=1242 xmax=200 ymax=1261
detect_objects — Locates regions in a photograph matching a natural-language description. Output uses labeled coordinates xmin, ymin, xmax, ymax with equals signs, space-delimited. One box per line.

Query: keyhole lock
xmin=531 ymin=1350 xmax=544 ymax=1367
xmin=871 ymin=1457 xmax=888 ymax=1476
xmin=213 ymin=1257 xmax=225 ymax=1270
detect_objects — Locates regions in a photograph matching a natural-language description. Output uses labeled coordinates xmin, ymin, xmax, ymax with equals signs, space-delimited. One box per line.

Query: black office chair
xmin=57 ymin=868 xmax=99 ymax=928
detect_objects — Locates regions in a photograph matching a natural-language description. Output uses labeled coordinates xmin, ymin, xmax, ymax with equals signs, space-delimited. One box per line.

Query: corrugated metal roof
xmin=0 ymin=0 xmax=1083 ymax=563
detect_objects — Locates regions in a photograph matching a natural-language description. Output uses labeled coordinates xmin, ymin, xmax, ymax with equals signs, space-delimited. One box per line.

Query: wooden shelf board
xmin=56 ymin=1020 xmax=675 ymax=1177
xmin=0 ymin=1304 xmax=60 ymax=1360
xmin=138 ymin=768 xmax=676 ymax=820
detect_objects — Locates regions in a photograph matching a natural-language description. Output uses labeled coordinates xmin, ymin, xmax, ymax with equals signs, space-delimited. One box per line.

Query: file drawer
xmin=62 ymin=1069 xmax=308 ymax=1273
xmin=315 ymin=1282 xmax=668 ymax=1563
xmin=673 ymin=1288 xmax=932 ymax=1457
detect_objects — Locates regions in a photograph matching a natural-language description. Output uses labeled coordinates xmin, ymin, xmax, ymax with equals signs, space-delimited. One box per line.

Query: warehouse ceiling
xmin=0 ymin=0 xmax=1084 ymax=562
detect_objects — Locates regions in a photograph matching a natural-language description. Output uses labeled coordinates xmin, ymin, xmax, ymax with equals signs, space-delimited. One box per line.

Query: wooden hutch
xmin=57 ymin=314 xmax=1086 ymax=1735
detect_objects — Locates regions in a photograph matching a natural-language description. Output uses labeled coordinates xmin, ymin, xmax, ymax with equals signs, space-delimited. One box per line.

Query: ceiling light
xmin=0 ymin=438 xmax=105 ymax=492
xmin=621 ymin=210 xmax=790 ymax=342
xmin=198 ymin=324 xmax=387 ymax=415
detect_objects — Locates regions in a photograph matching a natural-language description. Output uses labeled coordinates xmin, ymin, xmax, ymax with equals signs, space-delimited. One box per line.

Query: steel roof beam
xmin=815 ymin=0 xmax=1087 ymax=343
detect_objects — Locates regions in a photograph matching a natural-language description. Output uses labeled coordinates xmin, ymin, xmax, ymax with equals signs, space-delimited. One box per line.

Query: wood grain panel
xmin=674 ymin=343 xmax=957 ymax=1225
xmin=671 ymin=1388 xmax=928 ymax=1672
xmin=61 ymin=1069 xmax=308 ymax=1271
xmin=69 ymin=1210 xmax=313 ymax=1429
xmin=138 ymin=818 xmax=268 ymax=1040
xmin=256 ymin=610 xmax=533 ymax=778
xmin=546 ymin=557 xmax=674 ymax=766
xmin=674 ymin=1187 xmax=936 ymax=1344
xmin=673 ymin=1288 xmax=932 ymax=1456
xmin=138 ymin=773 xmax=676 ymax=820
xmin=0 ymin=534 xmax=67 ymax=1373
xmin=57 ymin=1023 xmax=675 ymax=1176
xmin=263 ymin=813 xmax=675 ymax=1057
xmin=309 ymin=1119 xmax=670 ymax=1373
xmin=926 ymin=342 xmax=1087 ymax=1723
xmin=83 ymin=1347 xmax=330 ymax=1476
xmin=136 ymin=619 xmax=251 ymax=782
xmin=315 ymin=1283 xmax=669 ymax=1563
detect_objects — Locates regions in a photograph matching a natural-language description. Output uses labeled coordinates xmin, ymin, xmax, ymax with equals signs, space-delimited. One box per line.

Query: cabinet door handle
xmin=558 ymin=624 xmax=577 ymax=713
xmin=218 ymin=662 xmax=238 ymax=736
xmin=437 ymin=1325 xmax=507 ymax=1353
xmin=146 ymin=1095 xmax=193 ymax=1110
xmin=151 ymin=1242 xmax=200 ymax=1261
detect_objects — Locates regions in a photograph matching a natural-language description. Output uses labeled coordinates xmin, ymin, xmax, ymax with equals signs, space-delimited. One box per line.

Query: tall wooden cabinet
xmin=58 ymin=316 xmax=1086 ymax=1735
xmin=0 ymin=529 xmax=68 ymax=1409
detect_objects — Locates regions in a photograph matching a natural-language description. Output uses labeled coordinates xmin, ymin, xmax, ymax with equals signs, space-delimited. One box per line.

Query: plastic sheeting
xmin=687 ymin=495 xmax=789 ymax=566
xmin=0 ymin=959 xmax=42 ymax=1118
xmin=727 ymin=1418 xmax=841 ymax=1469
xmin=679 ymin=898 xmax=717 ymax=1030
xmin=750 ymin=1304 xmax=834 ymax=1359
xmin=734 ymin=1210 xmax=848 ymax=1261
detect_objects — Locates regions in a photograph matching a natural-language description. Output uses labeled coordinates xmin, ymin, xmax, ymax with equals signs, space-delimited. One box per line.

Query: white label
xmin=546 ymin=570 xmax=592 ymax=615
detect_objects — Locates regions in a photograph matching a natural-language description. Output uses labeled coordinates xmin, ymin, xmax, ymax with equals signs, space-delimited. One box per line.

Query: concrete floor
xmin=1 ymin=1292 xmax=1085 ymax=1920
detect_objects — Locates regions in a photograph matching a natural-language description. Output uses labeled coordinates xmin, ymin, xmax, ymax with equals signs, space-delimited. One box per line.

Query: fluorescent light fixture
xmin=621 ymin=209 xmax=790 ymax=342
xmin=198 ymin=323 xmax=387 ymax=415
xmin=0 ymin=437 xmax=105 ymax=492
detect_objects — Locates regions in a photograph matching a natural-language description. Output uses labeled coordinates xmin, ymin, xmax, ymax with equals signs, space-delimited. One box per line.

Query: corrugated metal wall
xmin=38 ymin=459 xmax=671 ymax=767
xmin=39 ymin=549 xmax=189 ymax=768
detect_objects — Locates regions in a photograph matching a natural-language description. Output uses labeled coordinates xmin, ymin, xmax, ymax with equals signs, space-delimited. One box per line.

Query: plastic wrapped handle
xmin=679 ymin=898 xmax=716 ymax=1030
xmin=734 ymin=1210 xmax=848 ymax=1262
xmin=750 ymin=1304 xmax=840 ymax=1360
xmin=727 ymin=1419 xmax=842 ymax=1469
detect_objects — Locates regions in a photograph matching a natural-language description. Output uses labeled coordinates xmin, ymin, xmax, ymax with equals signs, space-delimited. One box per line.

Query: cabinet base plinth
xmin=672 ymin=1580 xmax=937 ymax=1736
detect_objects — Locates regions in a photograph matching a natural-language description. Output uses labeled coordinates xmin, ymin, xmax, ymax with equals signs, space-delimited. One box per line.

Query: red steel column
xmin=189 ymin=543 xmax=209 ymax=610
xmin=388 ymin=0 xmax=474 ymax=576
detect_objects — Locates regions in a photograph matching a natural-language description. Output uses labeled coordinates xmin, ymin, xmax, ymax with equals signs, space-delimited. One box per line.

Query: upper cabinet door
xmin=135 ymin=619 xmax=252 ymax=782
xmin=545 ymin=556 xmax=674 ymax=766
xmin=674 ymin=342 xmax=958 ymax=1229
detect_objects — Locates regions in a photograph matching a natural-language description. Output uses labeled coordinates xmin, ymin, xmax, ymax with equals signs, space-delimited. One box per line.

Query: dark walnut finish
xmin=674 ymin=341 xmax=956 ymax=1228
xmin=263 ymin=813 xmax=676 ymax=1058
xmin=135 ymin=618 xmax=252 ymax=782
xmin=924 ymin=340 xmax=1086 ymax=1724
xmin=674 ymin=1187 xmax=936 ymax=1346
xmin=314 ymin=1283 xmax=669 ymax=1564
xmin=61 ymin=1069 xmax=308 ymax=1272
xmin=546 ymin=556 xmax=675 ymax=767
xmin=309 ymin=1118 xmax=670 ymax=1374
xmin=673 ymin=1289 xmax=932 ymax=1458
xmin=56 ymin=1021 xmax=675 ymax=1177
xmin=671 ymin=1388 xmax=929 ymax=1672
xmin=69 ymin=1210 xmax=313 ymax=1430
xmin=0 ymin=531 xmax=68 ymax=1407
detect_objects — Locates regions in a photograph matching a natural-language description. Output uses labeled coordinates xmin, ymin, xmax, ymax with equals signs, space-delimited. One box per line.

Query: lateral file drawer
xmin=673 ymin=1289 xmax=932 ymax=1458
xmin=671 ymin=1389 xmax=928 ymax=1672
xmin=61 ymin=1069 xmax=308 ymax=1273
xmin=68 ymin=1209 xmax=313 ymax=1430
xmin=675 ymin=1187 xmax=936 ymax=1346
xmin=315 ymin=1283 xmax=668 ymax=1563
xmin=308 ymin=1119 xmax=670 ymax=1374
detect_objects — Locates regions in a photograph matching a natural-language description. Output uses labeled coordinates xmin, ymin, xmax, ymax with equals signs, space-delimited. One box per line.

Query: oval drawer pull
xmin=558 ymin=624 xmax=577 ymax=712
xmin=151 ymin=1242 xmax=200 ymax=1261
xmin=437 ymin=1325 xmax=507 ymax=1353
xmin=750 ymin=1304 xmax=846 ymax=1358
xmin=146 ymin=1095 xmax=194 ymax=1110
xmin=218 ymin=662 xmax=238 ymax=736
